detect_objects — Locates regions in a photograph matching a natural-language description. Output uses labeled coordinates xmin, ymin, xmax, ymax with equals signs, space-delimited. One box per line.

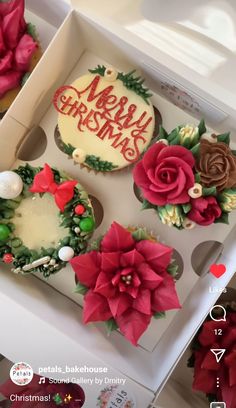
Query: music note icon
xmin=38 ymin=377 xmax=46 ymax=384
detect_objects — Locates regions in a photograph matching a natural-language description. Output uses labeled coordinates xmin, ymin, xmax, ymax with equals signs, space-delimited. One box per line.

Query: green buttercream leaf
xmin=62 ymin=142 xmax=75 ymax=156
xmin=217 ymin=132 xmax=230 ymax=145
xmin=85 ymin=155 xmax=118 ymax=172
xmin=214 ymin=212 xmax=229 ymax=224
xmin=182 ymin=203 xmax=191 ymax=214
xmin=74 ymin=282 xmax=89 ymax=295
xmin=169 ymin=134 xmax=180 ymax=145
xmin=167 ymin=128 xmax=179 ymax=142
xmin=142 ymin=199 xmax=156 ymax=210
xmin=167 ymin=262 xmax=179 ymax=277
xmin=132 ymin=228 xmax=150 ymax=241
xmin=190 ymin=143 xmax=200 ymax=156
xmin=117 ymin=71 xmax=152 ymax=105
xmin=195 ymin=173 xmax=201 ymax=183
xmin=89 ymin=65 xmax=106 ymax=76
xmin=198 ymin=119 xmax=206 ymax=136
xmin=27 ymin=23 xmax=37 ymax=41
xmin=202 ymin=186 xmax=217 ymax=196
xmin=105 ymin=319 xmax=118 ymax=334
xmin=159 ymin=126 xmax=169 ymax=139
xmin=153 ymin=311 xmax=166 ymax=319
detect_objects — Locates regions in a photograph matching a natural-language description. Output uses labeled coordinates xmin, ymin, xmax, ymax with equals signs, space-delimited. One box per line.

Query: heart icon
xmin=210 ymin=264 xmax=226 ymax=278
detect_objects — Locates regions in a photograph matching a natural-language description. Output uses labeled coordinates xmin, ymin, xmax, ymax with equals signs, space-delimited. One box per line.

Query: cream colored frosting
xmin=13 ymin=195 xmax=68 ymax=250
xmin=56 ymin=72 xmax=155 ymax=170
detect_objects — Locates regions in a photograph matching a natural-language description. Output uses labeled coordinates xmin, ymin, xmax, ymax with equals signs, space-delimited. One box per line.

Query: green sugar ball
xmin=0 ymin=224 xmax=10 ymax=241
xmin=79 ymin=217 xmax=95 ymax=232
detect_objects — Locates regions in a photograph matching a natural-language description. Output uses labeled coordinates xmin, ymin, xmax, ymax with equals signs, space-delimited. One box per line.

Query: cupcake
xmin=70 ymin=221 xmax=181 ymax=346
xmin=0 ymin=0 xmax=42 ymax=113
xmin=133 ymin=119 xmax=236 ymax=229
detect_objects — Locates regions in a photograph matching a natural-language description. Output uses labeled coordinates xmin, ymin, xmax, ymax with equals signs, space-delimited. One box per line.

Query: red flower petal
xmin=0 ymin=70 xmax=21 ymax=98
xmin=152 ymin=272 xmax=181 ymax=312
xmin=120 ymin=248 xmax=145 ymax=268
xmin=133 ymin=289 xmax=151 ymax=315
xmin=116 ymin=309 xmax=152 ymax=346
xmin=2 ymin=6 xmax=24 ymax=49
xmin=159 ymin=144 xmax=195 ymax=167
xmin=0 ymin=26 xmax=6 ymax=54
xmin=15 ymin=34 xmax=38 ymax=72
xmin=94 ymin=271 xmax=116 ymax=298
xmin=0 ymin=0 xmax=24 ymax=18
xmin=70 ymin=251 xmax=101 ymax=288
xmin=108 ymin=293 xmax=132 ymax=318
xmin=142 ymin=142 xmax=167 ymax=172
xmin=101 ymin=222 xmax=135 ymax=253
xmin=0 ymin=50 xmax=13 ymax=74
xmin=83 ymin=290 xmax=112 ymax=323
xmin=101 ymin=251 xmax=121 ymax=272
xmin=133 ymin=160 xmax=150 ymax=189
xmin=136 ymin=240 xmax=173 ymax=271
xmin=137 ymin=263 xmax=163 ymax=290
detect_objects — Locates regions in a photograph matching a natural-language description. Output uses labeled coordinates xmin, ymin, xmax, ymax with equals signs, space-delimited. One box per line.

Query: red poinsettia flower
xmin=0 ymin=0 xmax=38 ymax=98
xmin=192 ymin=312 xmax=236 ymax=408
xmin=70 ymin=222 xmax=181 ymax=346
xmin=0 ymin=374 xmax=85 ymax=408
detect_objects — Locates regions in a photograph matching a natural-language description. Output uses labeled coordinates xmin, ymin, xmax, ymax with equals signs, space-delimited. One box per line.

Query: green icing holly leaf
xmin=217 ymin=132 xmax=230 ymax=145
xmin=202 ymin=186 xmax=217 ymax=196
xmin=198 ymin=119 xmax=206 ymax=136
xmin=74 ymin=282 xmax=89 ymax=295
xmin=62 ymin=142 xmax=75 ymax=156
xmin=105 ymin=319 xmax=118 ymax=335
xmin=214 ymin=212 xmax=229 ymax=224
xmin=159 ymin=126 xmax=169 ymax=139
xmin=153 ymin=311 xmax=166 ymax=319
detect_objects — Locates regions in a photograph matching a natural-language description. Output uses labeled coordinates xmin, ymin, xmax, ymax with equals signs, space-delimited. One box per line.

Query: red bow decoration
xmin=29 ymin=164 xmax=77 ymax=212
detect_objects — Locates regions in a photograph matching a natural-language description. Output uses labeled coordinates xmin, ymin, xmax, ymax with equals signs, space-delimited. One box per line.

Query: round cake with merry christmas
xmin=53 ymin=65 xmax=155 ymax=172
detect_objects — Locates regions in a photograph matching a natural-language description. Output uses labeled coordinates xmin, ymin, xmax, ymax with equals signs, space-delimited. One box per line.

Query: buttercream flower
xmin=189 ymin=310 xmax=236 ymax=408
xmin=0 ymin=0 xmax=38 ymax=98
xmin=196 ymin=140 xmax=236 ymax=191
xmin=71 ymin=222 xmax=181 ymax=346
xmin=157 ymin=204 xmax=184 ymax=228
xmin=133 ymin=142 xmax=195 ymax=206
xmin=179 ymin=124 xmax=199 ymax=144
xmin=187 ymin=196 xmax=222 ymax=226
xmin=0 ymin=374 xmax=85 ymax=408
xmin=220 ymin=190 xmax=236 ymax=212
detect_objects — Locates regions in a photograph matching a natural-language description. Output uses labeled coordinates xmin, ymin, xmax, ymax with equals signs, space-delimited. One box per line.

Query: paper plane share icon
xmin=210 ymin=348 xmax=226 ymax=363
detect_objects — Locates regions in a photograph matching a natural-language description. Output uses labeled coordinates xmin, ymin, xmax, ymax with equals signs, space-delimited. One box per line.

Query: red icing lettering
xmin=53 ymin=75 xmax=153 ymax=163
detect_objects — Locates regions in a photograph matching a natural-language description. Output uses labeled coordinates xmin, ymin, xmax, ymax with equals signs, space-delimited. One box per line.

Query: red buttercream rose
xmin=133 ymin=142 xmax=195 ymax=206
xmin=0 ymin=374 xmax=85 ymax=407
xmin=188 ymin=196 xmax=222 ymax=226
xmin=0 ymin=0 xmax=38 ymax=98
xmin=70 ymin=222 xmax=181 ymax=346
xmin=191 ymin=312 xmax=236 ymax=408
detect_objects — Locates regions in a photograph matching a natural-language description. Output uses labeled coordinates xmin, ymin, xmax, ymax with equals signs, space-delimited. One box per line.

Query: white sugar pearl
xmin=0 ymin=171 xmax=23 ymax=199
xmin=58 ymin=246 xmax=75 ymax=262
xmin=104 ymin=67 xmax=118 ymax=82
xmin=201 ymin=132 xmax=218 ymax=143
xmin=156 ymin=139 xmax=169 ymax=145
xmin=183 ymin=218 xmax=196 ymax=230
xmin=188 ymin=183 xmax=203 ymax=199
xmin=72 ymin=148 xmax=86 ymax=164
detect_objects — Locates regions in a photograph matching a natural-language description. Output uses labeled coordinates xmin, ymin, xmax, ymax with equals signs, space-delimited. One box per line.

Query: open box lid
xmin=69 ymin=0 xmax=236 ymax=132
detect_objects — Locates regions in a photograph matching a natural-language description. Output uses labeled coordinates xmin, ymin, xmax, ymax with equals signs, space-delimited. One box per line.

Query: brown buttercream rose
xmin=196 ymin=140 xmax=236 ymax=191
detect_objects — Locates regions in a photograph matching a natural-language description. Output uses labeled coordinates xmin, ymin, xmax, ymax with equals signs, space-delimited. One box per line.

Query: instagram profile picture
xmin=10 ymin=362 xmax=34 ymax=386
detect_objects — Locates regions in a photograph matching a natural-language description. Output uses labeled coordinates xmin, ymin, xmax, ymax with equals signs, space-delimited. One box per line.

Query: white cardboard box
xmin=0 ymin=2 xmax=236 ymax=407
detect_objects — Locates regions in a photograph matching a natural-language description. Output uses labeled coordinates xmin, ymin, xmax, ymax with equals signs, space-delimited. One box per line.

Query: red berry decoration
xmin=3 ymin=253 xmax=14 ymax=264
xmin=74 ymin=204 xmax=85 ymax=215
